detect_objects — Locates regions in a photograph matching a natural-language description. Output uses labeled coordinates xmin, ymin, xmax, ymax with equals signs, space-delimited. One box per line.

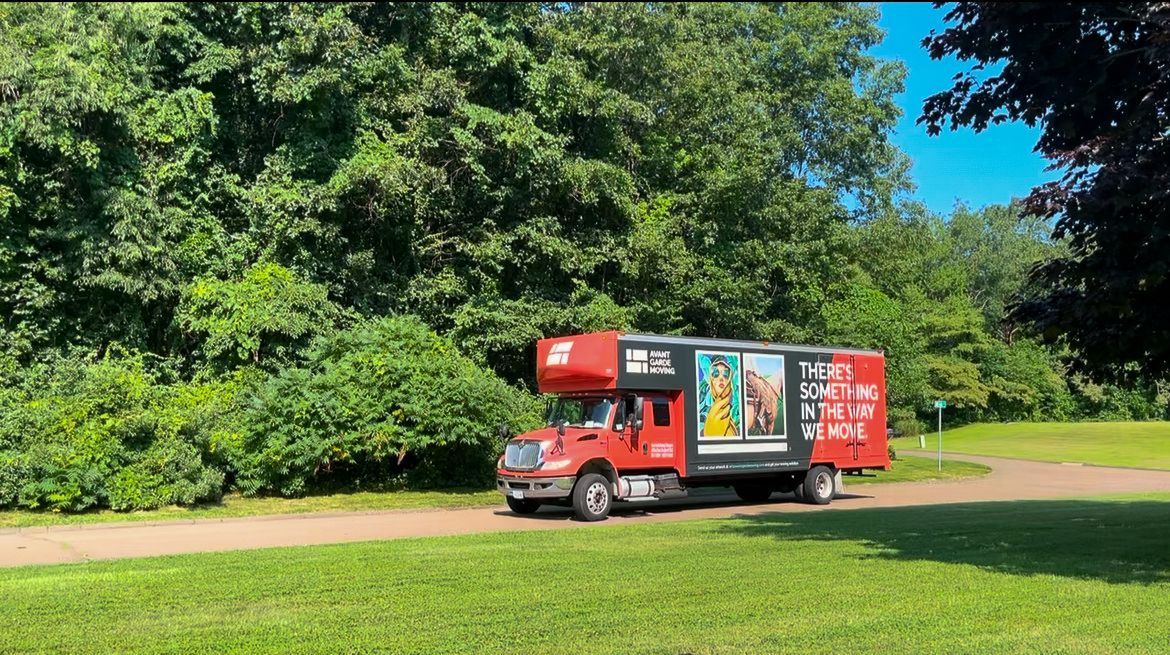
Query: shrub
xmin=1069 ymin=379 xmax=1166 ymax=422
xmin=105 ymin=438 xmax=225 ymax=511
xmin=0 ymin=452 xmax=25 ymax=507
xmin=0 ymin=352 xmax=234 ymax=511
xmin=887 ymin=406 xmax=925 ymax=440
xmin=233 ymin=316 xmax=542 ymax=496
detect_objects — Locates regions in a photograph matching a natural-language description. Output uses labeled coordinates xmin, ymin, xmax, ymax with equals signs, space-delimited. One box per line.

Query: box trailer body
xmin=497 ymin=331 xmax=890 ymax=520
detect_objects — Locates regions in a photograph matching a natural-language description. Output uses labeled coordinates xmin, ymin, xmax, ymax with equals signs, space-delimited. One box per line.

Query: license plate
xmin=510 ymin=490 xmax=524 ymax=499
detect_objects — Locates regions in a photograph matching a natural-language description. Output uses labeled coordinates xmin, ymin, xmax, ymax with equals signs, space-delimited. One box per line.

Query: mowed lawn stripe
xmin=916 ymin=421 xmax=1170 ymax=470
xmin=0 ymin=488 xmax=503 ymax=530
xmin=2 ymin=494 xmax=1167 ymax=654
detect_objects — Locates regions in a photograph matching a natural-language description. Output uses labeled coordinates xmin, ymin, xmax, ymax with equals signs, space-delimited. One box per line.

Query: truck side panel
xmin=806 ymin=352 xmax=888 ymax=469
xmin=615 ymin=336 xmax=888 ymax=477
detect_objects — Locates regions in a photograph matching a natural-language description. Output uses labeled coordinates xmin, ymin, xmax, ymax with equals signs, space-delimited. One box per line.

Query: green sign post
xmin=933 ymin=399 xmax=946 ymax=471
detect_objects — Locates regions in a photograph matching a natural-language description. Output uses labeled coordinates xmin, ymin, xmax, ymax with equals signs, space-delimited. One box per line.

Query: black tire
xmin=733 ymin=481 xmax=774 ymax=503
xmin=505 ymin=496 xmax=541 ymax=515
xmin=803 ymin=465 xmax=835 ymax=505
xmin=572 ymin=473 xmax=613 ymax=521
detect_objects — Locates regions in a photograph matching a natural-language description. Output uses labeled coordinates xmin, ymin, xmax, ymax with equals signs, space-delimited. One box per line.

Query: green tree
xmin=176 ymin=263 xmax=342 ymax=367
xmin=1 ymin=3 xmax=908 ymax=386
xmin=0 ymin=351 xmax=234 ymax=511
xmin=944 ymin=203 xmax=1055 ymax=339
xmin=0 ymin=4 xmax=222 ymax=358
xmin=978 ymin=339 xmax=1074 ymax=422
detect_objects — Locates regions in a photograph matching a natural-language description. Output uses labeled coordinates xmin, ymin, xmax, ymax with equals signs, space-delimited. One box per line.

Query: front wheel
xmin=506 ymin=496 xmax=541 ymax=515
xmin=803 ymin=465 xmax=836 ymax=505
xmin=572 ymin=473 xmax=613 ymax=521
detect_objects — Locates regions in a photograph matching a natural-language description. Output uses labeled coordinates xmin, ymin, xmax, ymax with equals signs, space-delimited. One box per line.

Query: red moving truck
xmin=497 ymin=331 xmax=890 ymax=521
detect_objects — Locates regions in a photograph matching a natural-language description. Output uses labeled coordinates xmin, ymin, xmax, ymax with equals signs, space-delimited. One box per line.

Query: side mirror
xmin=619 ymin=412 xmax=636 ymax=440
xmin=633 ymin=397 xmax=644 ymax=430
xmin=497 ymin=423 xmax=510 ymax=441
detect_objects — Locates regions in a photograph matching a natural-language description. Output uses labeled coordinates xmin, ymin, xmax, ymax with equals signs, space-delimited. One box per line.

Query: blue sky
xmin=869 ymin=3 xmax=1051 ymax=215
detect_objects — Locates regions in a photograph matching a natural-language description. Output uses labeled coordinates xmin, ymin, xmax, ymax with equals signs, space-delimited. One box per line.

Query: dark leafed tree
xmin=919 ymin=3 xmax=1170 ymax=381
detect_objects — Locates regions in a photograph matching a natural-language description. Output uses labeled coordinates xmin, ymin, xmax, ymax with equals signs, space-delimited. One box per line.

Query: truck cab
xmin=497 ymin=331 xmax=889 ymax=521
xmin=498 ymin=390 xmax=685 ymax=519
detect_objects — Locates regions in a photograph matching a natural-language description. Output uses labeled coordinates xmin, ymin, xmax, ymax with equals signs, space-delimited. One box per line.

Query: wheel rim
xmin=586 ymin=481 xmax=609 ymax=515
xmin=815 ymin=471 xmax=832 ymax=499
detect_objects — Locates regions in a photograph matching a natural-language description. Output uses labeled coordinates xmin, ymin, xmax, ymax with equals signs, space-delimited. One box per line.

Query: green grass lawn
xmin=910 ymin=421 xmax=1170 ymax=470
xmin=0 ymin=457 xmax=987 ymax=530
xmin=849 ymin=453 xmax=989 ymax=484
xmin=2 ymin=493 xmax=1167 ymax=654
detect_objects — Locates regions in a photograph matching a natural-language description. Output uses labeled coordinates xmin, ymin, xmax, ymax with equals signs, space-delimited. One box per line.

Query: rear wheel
xmin=733 ymin=481 xmax=774 ymax=503
xmin=505 ymin=497 xmax=541 ymax=515
xmin=803 ymin=465 xmax=836 ymax=505
xmin=572 ymin=473 xmax=612 ymax=522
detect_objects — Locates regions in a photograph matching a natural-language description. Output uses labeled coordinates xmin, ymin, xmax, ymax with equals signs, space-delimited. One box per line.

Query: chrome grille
xmin=504 ymin=440 xmax=542 ymax=470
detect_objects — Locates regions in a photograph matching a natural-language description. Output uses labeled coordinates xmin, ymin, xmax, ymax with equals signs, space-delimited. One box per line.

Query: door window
xmin=651 ymin=398 xmax=671 ymax=427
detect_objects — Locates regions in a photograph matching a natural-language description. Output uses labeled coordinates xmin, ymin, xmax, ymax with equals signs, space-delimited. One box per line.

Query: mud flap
xmin=833 ymin=470 xmax=844 ymax=499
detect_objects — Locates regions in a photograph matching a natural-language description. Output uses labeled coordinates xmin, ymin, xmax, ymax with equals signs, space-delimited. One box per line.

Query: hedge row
xmin=0 ymin=317 xmax=541 ymax=512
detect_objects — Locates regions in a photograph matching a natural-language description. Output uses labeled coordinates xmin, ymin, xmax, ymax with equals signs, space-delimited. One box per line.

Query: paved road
xmin=3 ymin=453 xmax=1169 ymax=568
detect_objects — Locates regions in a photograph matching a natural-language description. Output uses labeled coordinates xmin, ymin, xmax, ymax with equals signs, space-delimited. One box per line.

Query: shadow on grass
xmin=502 ymin=489 xmax=882 ymax=521
xmin=719 ymin=499 xmax=1170 ymax=584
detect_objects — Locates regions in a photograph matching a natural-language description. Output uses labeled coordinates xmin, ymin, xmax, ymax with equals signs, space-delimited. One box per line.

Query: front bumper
xmin=497 ymin=474 xmax=576 ymax=499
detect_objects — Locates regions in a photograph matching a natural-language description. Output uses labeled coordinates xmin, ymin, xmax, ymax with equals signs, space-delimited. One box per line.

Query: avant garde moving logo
xmin=626 ymin=349 xmax=675 ymax=375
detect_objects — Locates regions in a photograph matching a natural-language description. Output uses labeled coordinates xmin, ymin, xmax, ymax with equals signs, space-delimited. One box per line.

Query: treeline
xmin=0 ymin=3 xmax=1164 ymax=512
xmin=850 ymin=204 xmax=1168 ymax=433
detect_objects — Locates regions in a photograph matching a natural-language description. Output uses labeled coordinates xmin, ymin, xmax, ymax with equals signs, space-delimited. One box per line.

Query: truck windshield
xmin=547 ymin=396 xmax=614 ymax=429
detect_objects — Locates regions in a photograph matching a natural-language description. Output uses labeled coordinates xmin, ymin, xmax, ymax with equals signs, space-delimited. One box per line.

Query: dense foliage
xmin=0 ymin=2 xmax=909 ymax=381
xmin=0 ymin=317 xmax=538 ymax=510
xmin=0 ymin=3 xmax=1164 ymax=511
xmin=920 ymin=2 xmax=1170 ymax=382
xmin=233 ymin=317 xmax=541 ymax=496
xmin=0 ymin=353 xmax=236 ymax=511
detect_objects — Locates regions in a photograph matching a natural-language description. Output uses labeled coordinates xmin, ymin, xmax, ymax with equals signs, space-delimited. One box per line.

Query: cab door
xmin=640 ymin=394 xmax=680 ymax=468
xmin=609 ymin=394 xmax=678 ymax=470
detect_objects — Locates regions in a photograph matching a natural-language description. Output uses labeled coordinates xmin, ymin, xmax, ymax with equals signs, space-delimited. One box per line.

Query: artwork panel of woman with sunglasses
xmin=697 ymin=352 xmax=741 ymax=438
